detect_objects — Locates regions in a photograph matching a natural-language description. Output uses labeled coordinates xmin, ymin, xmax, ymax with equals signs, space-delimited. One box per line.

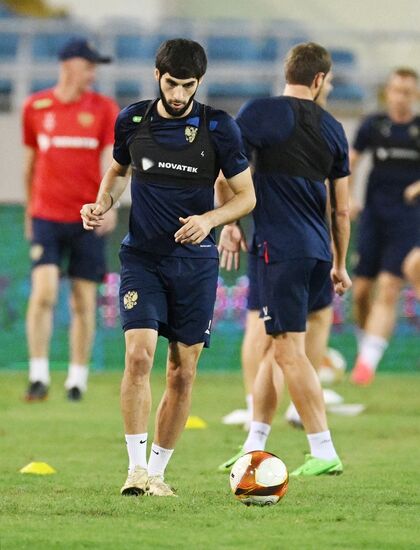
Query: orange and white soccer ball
xmin=230 ymin=451 xmax=288 ymax=506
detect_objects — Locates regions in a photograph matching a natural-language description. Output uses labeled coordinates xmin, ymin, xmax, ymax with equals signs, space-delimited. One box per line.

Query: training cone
xmin=20 ymin=462 xmax=56 ymax=475
xmin=185 ymin=416 xmax=207 ymax=429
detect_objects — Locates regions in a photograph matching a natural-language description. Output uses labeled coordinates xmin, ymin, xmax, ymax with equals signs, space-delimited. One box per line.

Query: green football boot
xmin=290 ymin=454 xmax=343 ymax=477
xmin=217 ymin=446 xmax=245 ymax=472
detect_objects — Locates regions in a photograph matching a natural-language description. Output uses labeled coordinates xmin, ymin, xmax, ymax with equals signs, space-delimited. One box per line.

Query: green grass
xmin=1 ymin=371 xmax=420 ymax=549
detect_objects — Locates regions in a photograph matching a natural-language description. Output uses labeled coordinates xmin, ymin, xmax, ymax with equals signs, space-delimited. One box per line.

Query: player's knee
xmin=30 ymin=291 xmax=56 ymax=310
xmin=167 ymin=363 xmax=196 ymax=395
xmin=70 ymin=299 xmax=94 ymax=321
xmin=353 ymin=281 xmax=371 ymax=305
xmin=125 ymin=344 xmax=153 ymax=379
xmin=274 ymin=343 xmax=306 ymax=371
xmin=376 ymin=278 xmax=401 ymax=306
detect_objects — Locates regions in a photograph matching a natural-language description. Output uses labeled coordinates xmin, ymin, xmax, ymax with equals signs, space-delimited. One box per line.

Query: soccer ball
xmin=230 ymin=451 xmax=288 ymax=506
xmin=318 ymin=347 xmax=347 ymax=385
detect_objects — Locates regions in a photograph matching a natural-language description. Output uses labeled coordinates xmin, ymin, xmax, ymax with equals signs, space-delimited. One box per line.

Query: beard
xmin=159 ymin=81 xmax=196 ymax=117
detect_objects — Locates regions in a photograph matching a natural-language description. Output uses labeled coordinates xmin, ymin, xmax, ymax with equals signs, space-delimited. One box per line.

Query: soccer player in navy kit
xmin=218 ymin=72 xmax=338 ymax=433
xmin=219 ymin=43 xmax=352 ymax=476
xmin=350 ymin=68 xmax=420 ymax=385
xmin=80 ymin=39 xmax=255 ymax=496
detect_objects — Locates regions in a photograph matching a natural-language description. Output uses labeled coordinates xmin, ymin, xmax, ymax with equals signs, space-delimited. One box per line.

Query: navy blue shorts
xmin=354 ymin=209 xmax=418 ymax=279
xmin=119 ymin=246 xmax=219 ymax=348
xmin=258 ymin=258 xmax=333 ymax=334
xmin=30 ymin=217 xmax=106 ymax=283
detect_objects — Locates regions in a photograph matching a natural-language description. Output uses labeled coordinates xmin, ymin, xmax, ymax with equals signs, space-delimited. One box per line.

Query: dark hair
xmin=284 ymin=42 xmax=331 ymax=87
xmin=390 ymin=67 xmax=418 ymax=81
xmin=155 ymin=38 xmax=207 ymax=80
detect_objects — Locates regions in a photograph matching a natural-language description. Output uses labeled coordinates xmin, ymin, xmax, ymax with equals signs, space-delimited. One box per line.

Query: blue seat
xmin=208 ymin=82 xmax=272 ymax=98
xmin=0 ymin=33 xmax=19 ymax=59
xmin=0 ymin=79 xmax=12 ymax=94
xmin=116 ymin=35 xmax=168 ymax=60
xmin=330 ymin=49 xmax=356 ymax=66
xmin=30 ymin=79 xmax=56 ymax=93
xmin=0 ymin=5 xmax=15 ymax=17
xmin=330 ymin=82 xmax=364 ymax=102
xmin=116 ymin=80 xmax=141 ymax=96
xmin=207 ymin=36 xmax=278 ymax=62
xmin=32 ymin=34 xmax=91 ymax=61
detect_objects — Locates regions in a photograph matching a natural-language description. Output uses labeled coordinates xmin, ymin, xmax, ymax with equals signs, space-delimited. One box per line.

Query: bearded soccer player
xmin=350 ymin=68 xmax=420 ymax=385
xmin=81 ymin=39 xmax=255 ymax=496
xmin=218 ymin=43 xmax=351 ymax=476
xmin=23 ymin=38 xmax=119 ymax=402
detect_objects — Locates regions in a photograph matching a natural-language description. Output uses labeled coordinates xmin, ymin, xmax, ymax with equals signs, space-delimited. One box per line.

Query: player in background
xmin=219 ymin=71 xmax=342 ymax=432
xmin=218 ymin=43 xmax=352 ymax=476
xmin=81 ymin=39 xmax=255 ymax=497
xmin=23 ymin=38 xmax=119 ymax=402
xmin=350 ymin=68 xmax=420 ymax=385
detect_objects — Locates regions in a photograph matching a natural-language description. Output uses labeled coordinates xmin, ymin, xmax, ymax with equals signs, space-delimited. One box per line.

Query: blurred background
xmin=0 ymin=0 xmax=418 ymax=373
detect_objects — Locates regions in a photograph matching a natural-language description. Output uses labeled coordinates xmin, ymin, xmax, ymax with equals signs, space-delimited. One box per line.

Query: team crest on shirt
xmin=33 ymin=98 xmax=53 ymax=110
xmin=409 ymin=124 xmax=420 ymax=138
xmin=78 ymin=112 xmax=95 ymax=127
xmin=43 ymin=112 xmax=56 ymax=132
xmin=123 ymin=290 xmax=138 ymax=310
xmin=185 ymin=125 xmax=198 ymax=143
xmin=30 ymin=244 xmax=44 ymax=262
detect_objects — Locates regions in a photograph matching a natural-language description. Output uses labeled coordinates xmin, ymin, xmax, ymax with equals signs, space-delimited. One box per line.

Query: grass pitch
xmin=1 ymin=371 xmax=420 ymax=549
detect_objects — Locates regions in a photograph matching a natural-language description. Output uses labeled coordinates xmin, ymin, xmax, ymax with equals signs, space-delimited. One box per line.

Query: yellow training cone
xmin=20 ymin=462 xmax=56 ymax=475
xmin=185 ymin=416 xmax=207 ymax=429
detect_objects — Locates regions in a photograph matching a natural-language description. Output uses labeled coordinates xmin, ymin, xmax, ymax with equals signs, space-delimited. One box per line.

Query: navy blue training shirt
xmin=353 ymin=113 xmax=420 ymax=226
xmin=113 ymin=100 xmax=249 ymax=258
xmin=237 ymin=96 xmax=350 ymax=262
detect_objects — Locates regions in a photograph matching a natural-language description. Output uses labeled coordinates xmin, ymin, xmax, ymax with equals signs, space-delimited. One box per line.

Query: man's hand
xmin=95 ymin=208 xmax=117 ymax=236
xmin=174 ymin=214 xmax=213 ymax=245
xmin=331 ymin=266 xmax=352 ymax=296
xmin=217 ymin=224 xmax=247 ymax=271
xmin=80 ymin=193 xmax=112 ymax=231
xmin=404 ymin=180 xmax=420 ymax=204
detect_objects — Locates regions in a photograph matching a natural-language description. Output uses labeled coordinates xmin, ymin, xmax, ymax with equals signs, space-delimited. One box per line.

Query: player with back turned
xmin=81 ymin=39 xmax=255 ymax=496
xmin=218 ymin=43 xmax=352 ymax=476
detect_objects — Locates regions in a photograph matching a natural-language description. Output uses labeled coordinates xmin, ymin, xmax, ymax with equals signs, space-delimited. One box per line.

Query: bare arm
xmin=329 ymin=176 xmax=352 ymax=295
xmin=95 ymin=145 xmax=119 ymax=235
xmin=215 ymin=172 xmax=248 ymax=270
xmin=80 ymin=159 xmax=130 ymax=231
xmin=174 ymin=167 xmax=255 ymax=245
xmin=23 ymin=145 xmax=36 ymax=240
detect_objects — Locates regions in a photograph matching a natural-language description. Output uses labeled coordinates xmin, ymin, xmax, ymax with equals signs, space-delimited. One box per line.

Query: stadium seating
xmin=0 ymin=18 xmax=366 ymax=111
xmin=32 ymin=33 xmax=93 ymax=61
xmin=116 ymin=34 xmax=173 ymax=60
xmin=0 ymin=32 xmax=19 ymax=59
xmin=207 ymin=36 xmax=278 ymax=62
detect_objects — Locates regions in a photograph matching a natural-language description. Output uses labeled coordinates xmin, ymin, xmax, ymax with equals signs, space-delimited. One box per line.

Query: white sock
xmin=355 ymin=327 xmax=366 ymax=353
xmin=243 ymin=421 xmax=271 ymax=452
xmin=246 ymin=394 xmax=253 ymax=416
xmin=125 ymin=433 xmax=148 ymax=472
xmin=29 ymin=358 xmax=50 ymax=385
xmin=64 ymin=364 xmax=89 ymax=392
xmin=359 ymin=334 xmax=388 ymax=372
xmin=148 ymin=443 xmax=174 ymax=478
xmin=307 ymin=430 xmax=338 ymax=460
